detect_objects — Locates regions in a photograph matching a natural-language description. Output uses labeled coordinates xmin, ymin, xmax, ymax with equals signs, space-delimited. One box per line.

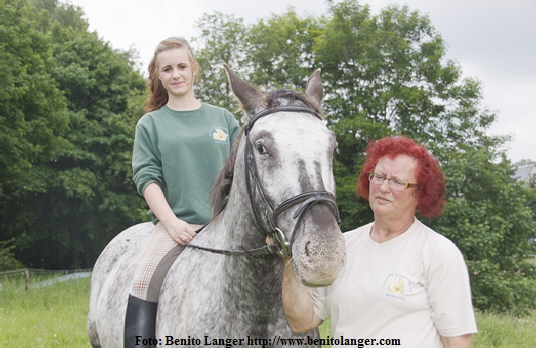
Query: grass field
xmin=0 ymin=274 xmax=92 ymax=347
xmin=1 ymin=274 xmax=535 ymax=347
xmin=319 ymin=313 xmax=536 ymax=347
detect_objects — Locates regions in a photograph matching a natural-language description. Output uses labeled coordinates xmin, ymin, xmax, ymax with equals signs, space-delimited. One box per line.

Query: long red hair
xmin=144 ymin=37 xmax=199 ymax=113
xmin=356 ymin=136 xmax=446 ymax=218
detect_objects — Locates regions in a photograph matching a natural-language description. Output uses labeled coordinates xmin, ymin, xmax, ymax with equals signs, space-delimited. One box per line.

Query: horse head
xmin=222 ymin=64 xmax=346 ymax=287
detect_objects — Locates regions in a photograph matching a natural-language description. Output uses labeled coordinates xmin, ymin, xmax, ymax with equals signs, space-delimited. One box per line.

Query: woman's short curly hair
xmin=356 ymin=136 xmax=446 ymax=218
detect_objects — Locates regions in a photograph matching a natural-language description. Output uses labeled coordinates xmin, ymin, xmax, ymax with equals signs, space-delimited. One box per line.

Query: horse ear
xmin=305 ymin=69 xmax=323 ymax=107
xmin=224 ymin=63 xmax=264 ymax=116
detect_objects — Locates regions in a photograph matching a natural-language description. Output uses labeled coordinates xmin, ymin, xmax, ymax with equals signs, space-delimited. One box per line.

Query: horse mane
xmin=210 ymin=127 xmax=243 ymax=215
xmin=210 ymin=89 xmax=324 ymax=215
xmin=264 ymin=89 xmax=324 ymax=116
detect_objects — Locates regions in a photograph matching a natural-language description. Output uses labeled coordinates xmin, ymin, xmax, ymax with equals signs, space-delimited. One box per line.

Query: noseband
xmin=186 ymin=106 xmax=340 ymax=258
xmin=243 ymin=106 xmax=340 ymax=257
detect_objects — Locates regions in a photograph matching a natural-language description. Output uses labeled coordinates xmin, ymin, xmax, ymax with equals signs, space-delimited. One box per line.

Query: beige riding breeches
xmin=131 ymin=222 xmax=202 ymax=302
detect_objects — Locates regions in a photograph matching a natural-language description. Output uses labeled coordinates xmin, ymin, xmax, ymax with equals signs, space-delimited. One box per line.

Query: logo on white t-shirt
xmin=388 ymin=278 xmax=405 ymax=294
xmin=383 ymin=272 xmax=412 ymax=300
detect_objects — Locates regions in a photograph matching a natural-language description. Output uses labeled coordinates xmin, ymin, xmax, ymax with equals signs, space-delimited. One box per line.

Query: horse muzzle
xmin=288 ymin=203 xmax=347 ymax=287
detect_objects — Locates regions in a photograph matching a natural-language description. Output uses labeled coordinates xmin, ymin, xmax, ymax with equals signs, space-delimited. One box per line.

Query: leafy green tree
xmin=193 ymin=8 xmax=323 ymax=111
xmin=433 ymin=148 xmax=536 ymax=315
xmin=243 ymin=8 xmax=323 ymax=91
xmin=1 ymin=0 xmax=70 ymax=268
xmin=1 ymin=0 xmax=147 ymax=269
xmin=0 ymin=0 xmax=69 ymax=201
xmin=315 ymin=1 xmax=502 ymax=226
xmin=193 ymin=12 xmax=247 ymax=112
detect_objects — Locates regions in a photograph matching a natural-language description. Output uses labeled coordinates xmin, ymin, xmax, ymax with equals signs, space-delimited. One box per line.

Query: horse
xmin=87 ymin=64 xmax=347 ymax=347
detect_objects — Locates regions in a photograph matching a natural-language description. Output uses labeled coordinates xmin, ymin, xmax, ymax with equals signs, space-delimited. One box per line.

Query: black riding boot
xmin=124 ymin=294 xmax=158 ymax=348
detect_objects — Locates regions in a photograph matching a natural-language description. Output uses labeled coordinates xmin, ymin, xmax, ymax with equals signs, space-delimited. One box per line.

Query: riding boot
xmin=124 ymin=294 xmax=158 ymax=348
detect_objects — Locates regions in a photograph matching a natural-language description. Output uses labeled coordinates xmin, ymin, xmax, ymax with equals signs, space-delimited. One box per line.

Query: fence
xmin=0 ymin=268 xmax=92 ymax=290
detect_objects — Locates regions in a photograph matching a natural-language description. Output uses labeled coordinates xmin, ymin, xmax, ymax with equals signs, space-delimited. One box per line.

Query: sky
xmin=66 ymin=0 xmax=535 ymax=163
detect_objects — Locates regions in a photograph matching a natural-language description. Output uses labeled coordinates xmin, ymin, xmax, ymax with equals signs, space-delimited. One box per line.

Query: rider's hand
xmin=163 ymin=217 xmax=196 ymax=245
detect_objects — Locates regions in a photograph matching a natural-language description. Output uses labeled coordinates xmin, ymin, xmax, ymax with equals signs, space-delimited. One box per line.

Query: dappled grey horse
xmin=87 ymin=65 xmax=346 ymax=347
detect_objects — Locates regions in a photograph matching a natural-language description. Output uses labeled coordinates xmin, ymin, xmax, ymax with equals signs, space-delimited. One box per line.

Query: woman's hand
xmin=162 ymin=217 xmax=196 ymax=245
xmin=143 ymin=182 xmax=196 ymax=245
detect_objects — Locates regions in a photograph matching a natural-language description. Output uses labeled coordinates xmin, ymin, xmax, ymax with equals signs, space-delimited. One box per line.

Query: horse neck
xmin=213 ymin=194 xmax=285 ymax=330
xmin=215 ymin=144 xmax=285 ymax=307
xmin=218 ymin=137 xmax=262 ymax=250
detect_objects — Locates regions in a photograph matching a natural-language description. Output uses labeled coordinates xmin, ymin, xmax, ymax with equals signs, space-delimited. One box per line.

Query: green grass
xmin=0 ymin=274 xmax=91 ymax=347
xmin=1 ymin=274 xmax=535 ymax=347
xmin=473 ymin=310 xmax=536 ymax=347
xmin=319 ymin=311 xmax=536 ymax=348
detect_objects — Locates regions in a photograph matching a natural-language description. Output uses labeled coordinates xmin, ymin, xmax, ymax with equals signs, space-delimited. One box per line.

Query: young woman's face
xmin=157 ymin=47 xmax=198 ymax=99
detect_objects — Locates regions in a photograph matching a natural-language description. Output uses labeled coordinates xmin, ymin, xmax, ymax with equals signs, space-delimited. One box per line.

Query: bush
xmin=0 ymin=239 xmax=24 ymax=271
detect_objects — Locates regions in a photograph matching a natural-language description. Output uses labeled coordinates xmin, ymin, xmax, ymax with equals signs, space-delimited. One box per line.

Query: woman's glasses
xmin=368 ymin=172 xmax=417 ymax=190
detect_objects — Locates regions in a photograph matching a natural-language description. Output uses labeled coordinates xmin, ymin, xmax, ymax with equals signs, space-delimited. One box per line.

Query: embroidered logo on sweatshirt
xmin=210 ymin=126 xmax=229 ymax=143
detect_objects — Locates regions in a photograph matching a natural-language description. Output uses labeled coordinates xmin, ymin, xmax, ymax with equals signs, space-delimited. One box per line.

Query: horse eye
xmin=256 ymin=143 xmax=268 ymax=155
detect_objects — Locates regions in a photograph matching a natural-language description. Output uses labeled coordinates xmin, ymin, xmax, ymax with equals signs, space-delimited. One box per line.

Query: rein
xmin=185 ymin=106 xmax=340 ymax=258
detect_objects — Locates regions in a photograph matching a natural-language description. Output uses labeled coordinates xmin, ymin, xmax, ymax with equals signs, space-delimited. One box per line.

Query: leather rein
xmin=185 ymin=106 xmax=340 ymax=258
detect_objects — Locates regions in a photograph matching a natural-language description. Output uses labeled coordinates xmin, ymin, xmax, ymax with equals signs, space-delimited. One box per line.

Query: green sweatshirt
xmin=132 ymin=103 xmax=240 ymax=224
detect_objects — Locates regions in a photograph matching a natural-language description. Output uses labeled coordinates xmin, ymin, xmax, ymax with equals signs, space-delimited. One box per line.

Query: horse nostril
xmin=304 ymin=241 xmax=311 ymax=257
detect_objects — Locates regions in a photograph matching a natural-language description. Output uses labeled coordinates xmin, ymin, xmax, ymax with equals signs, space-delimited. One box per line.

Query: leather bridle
xmin=186 ymin=106 xmax=340 ymax=258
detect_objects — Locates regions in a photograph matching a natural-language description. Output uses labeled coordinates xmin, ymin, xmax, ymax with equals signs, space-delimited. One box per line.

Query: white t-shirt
xmin=310 ymin=219 xmax=477 ymax=347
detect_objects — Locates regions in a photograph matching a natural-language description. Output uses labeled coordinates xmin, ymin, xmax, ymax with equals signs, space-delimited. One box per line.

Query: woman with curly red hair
xmin=282 ymin=136 xmax=477 ymax=347
xmin=356 ymin=135 xmax=446 ymax=219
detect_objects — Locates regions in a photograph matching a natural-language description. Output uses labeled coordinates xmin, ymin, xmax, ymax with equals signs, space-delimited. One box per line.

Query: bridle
xmin=186 ymin=106 xmax=340 ymax=258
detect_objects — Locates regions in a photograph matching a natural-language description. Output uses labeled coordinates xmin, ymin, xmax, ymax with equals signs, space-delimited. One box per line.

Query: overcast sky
xmin=66 ymin=0 xmax=535 ymax=163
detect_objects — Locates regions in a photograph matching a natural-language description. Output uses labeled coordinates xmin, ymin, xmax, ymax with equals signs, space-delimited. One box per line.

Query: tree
xmin=314 ymin=1 xmax=502 ymax=225
xmin=243 ymin=8 xmax=323 ymax=91
xmin=433 ymin=148 xmax=536 ymax=315
xmin=193 ymin=12 xmax=247 ymax=111
xmin=193 ymin=8 xmax=323 ymax=112
xmin=0 ymin=0 xmax=69 ymax=201
xmin=0 ymin=0 xmax=147 ymax=269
